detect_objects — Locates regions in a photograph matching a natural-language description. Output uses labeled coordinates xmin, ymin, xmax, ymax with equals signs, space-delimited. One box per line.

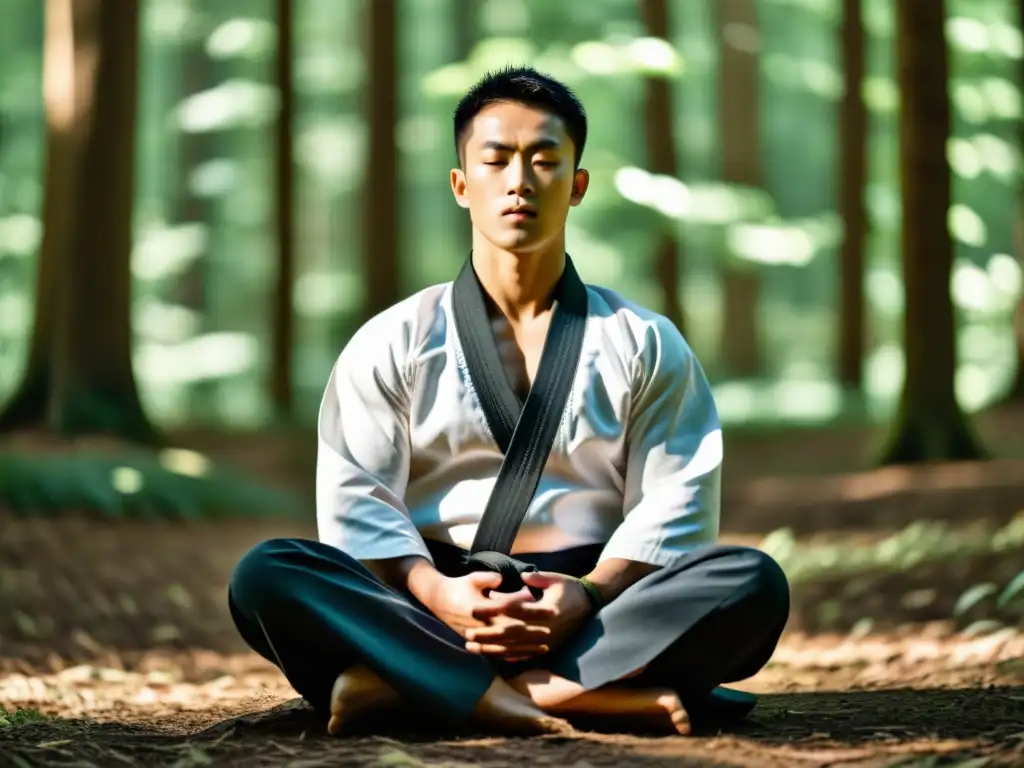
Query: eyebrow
xmin=480 ymin=138 xmax=562 ymax=153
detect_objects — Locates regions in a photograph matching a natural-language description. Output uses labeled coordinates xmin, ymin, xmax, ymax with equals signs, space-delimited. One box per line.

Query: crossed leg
xmin=228 ymin=538 xmax=569 ymax=735
xmin=228 ymin=539 xmax=789 ymax=735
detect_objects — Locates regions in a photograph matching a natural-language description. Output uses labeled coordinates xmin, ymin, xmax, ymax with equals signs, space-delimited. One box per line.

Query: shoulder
xmin=335 ymin=282 xmax=451 ymax=386
xmin=584 ymin=284 xmax=695 ymax=381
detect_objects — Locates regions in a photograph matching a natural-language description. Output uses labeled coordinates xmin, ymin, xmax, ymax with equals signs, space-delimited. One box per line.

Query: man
xmin=228 ymin=66 xmax=789 ymax=737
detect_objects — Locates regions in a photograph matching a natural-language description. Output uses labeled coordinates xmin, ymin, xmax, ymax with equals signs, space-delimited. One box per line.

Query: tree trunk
xmin=837 ymin=0 xmax=868 ymax=390
xmin=880 ymin=0 xmax=983 ymax=464
xmin=640 ymin=0 xmax=685 ymax=337
xmin=362 ymin=0 xmax=401 ymax=320
xmin=271 ymin=0 xmax=295 ymax=417
xmin=0 ymin=0 xmax=154 ymax=443
xmin=0 ymin=138 xmax=60 ymax=432
xmin=715 ymin=0 xmax=762 ymax=378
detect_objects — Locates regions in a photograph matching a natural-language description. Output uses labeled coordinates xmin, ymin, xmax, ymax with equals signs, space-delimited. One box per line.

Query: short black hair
xmin=453 ymin=65 xmax=588 ymax=169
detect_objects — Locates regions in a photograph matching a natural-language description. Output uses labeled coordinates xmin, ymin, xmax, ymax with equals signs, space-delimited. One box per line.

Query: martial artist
xmin=228 ymin=65 xmax=790 ymax=737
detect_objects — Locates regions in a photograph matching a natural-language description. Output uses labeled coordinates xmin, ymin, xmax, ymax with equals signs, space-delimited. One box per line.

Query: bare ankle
xmin=509 ymin=670 xmax=586 ymax=709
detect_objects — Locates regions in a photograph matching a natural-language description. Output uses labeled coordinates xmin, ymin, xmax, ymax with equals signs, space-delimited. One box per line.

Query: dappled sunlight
xmin=713 ymin=379 xmax=844 ymax=424
xmin=206 ymin=18 xmax=275 ymax=61
xmin=158 ymin=448 xmax=213 ymax=479
xmin=174 ymin=79 xmax=278 ymax=133
xmin=947 ymin=15 xmax=1023 ymax=57
xmin=949 ymin=204 xmax=988 ymax=248
xmin=572 ymin=36 xmax=685 ymax=77
xmin=727 ymin=223 xmax=819 ymax=266
xmin=0 ymin=214 xmax=42 ymax=258
xmin=135 ymin=333 xmax=259 ymax=389
xmin=111 ymin=466 xmax=145 ymax=496
xmin=131 ymin=223 xmax=209 ymax=282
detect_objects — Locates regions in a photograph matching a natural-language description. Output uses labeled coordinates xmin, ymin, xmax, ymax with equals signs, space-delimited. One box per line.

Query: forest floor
xmin=1 ymin=402 xmax=1024 ymax=766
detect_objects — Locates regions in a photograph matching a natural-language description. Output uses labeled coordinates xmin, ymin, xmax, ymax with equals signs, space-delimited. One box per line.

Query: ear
xmin=450 ymin=167 xmax=470 ymax=209
xmin=569 ymin=168 xmax=590 ymax=208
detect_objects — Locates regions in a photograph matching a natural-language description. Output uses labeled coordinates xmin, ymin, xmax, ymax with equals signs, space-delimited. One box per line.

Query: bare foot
xmin=548 ymin=687 xmax=691 ymax=735
xmin=327 ymin=665 xmax=402 ymax=735
xmin=472 ymin=677 xmax=576 ymax=736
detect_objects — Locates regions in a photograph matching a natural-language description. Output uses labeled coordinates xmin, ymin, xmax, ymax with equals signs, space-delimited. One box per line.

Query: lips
xmin=503 ymin=207 xmax=537 ymax=218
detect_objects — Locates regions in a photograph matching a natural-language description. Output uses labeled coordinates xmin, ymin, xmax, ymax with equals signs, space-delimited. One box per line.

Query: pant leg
xmin=227 ymin=537 xmax=495 ymax=723
xmin=543 ymin=544 xmax=790 ymax=699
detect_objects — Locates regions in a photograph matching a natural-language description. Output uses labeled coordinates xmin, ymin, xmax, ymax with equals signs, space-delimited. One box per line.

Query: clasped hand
xmin=434 ymin=570 xmax=593 ymax=662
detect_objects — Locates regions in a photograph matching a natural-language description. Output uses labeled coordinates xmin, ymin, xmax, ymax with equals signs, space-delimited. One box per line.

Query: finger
xmin=466 ymin=571 xmax=503 ymax=591
xmin=493 ymin=601 xmax=557 ymax=621
xmin=487 ymin=587 xmax=536 ymax=606
xmin=521 ymin=571 xmax=561 ymax=589
xmin=499 ymin=586 xmax=537 ymax=604
xmin=466 ymin=624 xmax=551 ymax=642
xmin=471 ymin=593 xmax=536 ymax=619
xmin=466 ymin=642 xmax=550 ymax=656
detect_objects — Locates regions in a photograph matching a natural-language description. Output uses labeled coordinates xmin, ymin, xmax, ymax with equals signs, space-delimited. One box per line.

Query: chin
xmin=489 ymin=232 xmax=548 ymax=255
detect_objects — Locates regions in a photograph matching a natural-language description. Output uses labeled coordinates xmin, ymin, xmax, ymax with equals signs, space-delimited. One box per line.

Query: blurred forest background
xmin=1 ymin=0 xmax=1022 ymax=456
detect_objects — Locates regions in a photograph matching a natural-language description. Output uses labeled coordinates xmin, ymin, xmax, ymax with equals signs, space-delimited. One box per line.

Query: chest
xmin=490 ymin=313 xmax=552 ymax=400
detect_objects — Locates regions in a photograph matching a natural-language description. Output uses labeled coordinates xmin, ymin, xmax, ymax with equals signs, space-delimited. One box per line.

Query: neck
xmin=470 ymin=237 xmax=566 ymax=322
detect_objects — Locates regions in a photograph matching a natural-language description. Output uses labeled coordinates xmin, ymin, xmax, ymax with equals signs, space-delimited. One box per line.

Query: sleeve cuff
xmin=596 ymin=535 xmax=685 ymax=568
xmin=319 ymin=527 xmax=434 ymax=566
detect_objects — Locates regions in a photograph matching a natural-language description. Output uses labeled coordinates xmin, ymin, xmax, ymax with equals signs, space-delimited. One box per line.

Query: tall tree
xmin=837 ymin=0 xmax=868 ymax=391
xmin=362 ymin=0 xmax=401 ymax=321
xmin=880 ymin=0 xmax=983 ymax=464
xmin=271 ymin=0 xmax=295 ymax=417
xmin=639 ymin=0 xmax=686 ymax=336
xmin=714 ymin=0 xmax=762 ymax=378
xmin=0 ymin=0 xmax=154 ymax=443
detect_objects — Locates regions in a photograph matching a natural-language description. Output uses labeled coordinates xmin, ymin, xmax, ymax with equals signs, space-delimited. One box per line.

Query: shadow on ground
xmin=2 ymin=686 xmax=1022 ymax=767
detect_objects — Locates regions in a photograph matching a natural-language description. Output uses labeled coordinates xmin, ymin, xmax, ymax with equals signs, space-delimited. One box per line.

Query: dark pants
xmin=227 ymin=538 xmax=789 ymax=726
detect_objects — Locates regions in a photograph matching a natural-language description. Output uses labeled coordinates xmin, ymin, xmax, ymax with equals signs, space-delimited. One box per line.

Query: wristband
xmin=577 ymin=576 xmax=605 ymax=611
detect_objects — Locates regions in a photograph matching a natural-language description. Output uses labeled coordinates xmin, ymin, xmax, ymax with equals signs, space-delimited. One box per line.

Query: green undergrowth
xmin=763 ymin=514 xmax=1024 ymax=626
xmin=0 ymin=707 xmax=47 ymax=728
xmin=0 ymin=449 xmax=302 ymax=519
xmin=762 ymin=513 xmax=1024 ymax=586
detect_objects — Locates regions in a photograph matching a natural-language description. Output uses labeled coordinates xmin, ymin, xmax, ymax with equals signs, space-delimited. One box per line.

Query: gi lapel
xmin=451 ymin=253 xmax=589 ymax=591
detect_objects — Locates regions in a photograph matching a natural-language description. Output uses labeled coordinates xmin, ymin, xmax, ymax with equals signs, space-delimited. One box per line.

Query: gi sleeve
xmin=315 ymin=313 xmax=433 ymax=564
xmin=598 ymin=316 xmax=723 ymax=567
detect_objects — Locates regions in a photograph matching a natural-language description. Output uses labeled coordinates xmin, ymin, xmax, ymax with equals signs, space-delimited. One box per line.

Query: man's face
xmin=451 ymin=101 xmax=589 ymax=255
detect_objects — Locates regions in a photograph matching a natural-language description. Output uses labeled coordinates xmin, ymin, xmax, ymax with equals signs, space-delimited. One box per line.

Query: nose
xmin=506 ymin=155 xmax=535 ymax=197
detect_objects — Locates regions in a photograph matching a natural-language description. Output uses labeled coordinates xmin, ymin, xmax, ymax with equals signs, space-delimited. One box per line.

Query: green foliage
xmin=0 ymin=707 xmax=47 ymax=728
xmin=762 ymin=513 xmax=1024 ymax=586
xmin=0 ymin=450 xmax=300 ymax=519
xmin=997 ymin=568 xmax=1024 ymax=607
xmin=950 ymin=566 xmax=1024 ymax=629
xmin=954 ymin=582 xmax=1001 ymax=616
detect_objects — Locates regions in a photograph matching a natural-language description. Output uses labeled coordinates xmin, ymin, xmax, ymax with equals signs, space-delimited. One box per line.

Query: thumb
xmin=467 ymin=571 xmax=503 ymax=590
xmin=521 ymin=570 xmax=559 ymax=589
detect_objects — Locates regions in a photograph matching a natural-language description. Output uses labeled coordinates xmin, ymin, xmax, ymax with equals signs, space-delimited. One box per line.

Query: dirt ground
xmin=1 ymin=518 xmax=1022 ymax=768
xmin=1 ymin=632 xmax=1022 ymax=767
xmin=2 ymin=407 xmax=1024 ymax=766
